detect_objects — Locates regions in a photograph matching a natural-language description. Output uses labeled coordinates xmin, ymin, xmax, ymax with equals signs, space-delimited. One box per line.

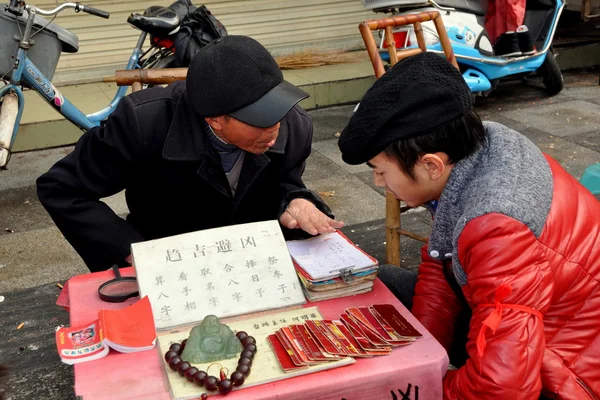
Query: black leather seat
xmin=435 ymin=0 xmax=487 ymax=15
xmin=127 ymin=6 xmax=180 ymax=37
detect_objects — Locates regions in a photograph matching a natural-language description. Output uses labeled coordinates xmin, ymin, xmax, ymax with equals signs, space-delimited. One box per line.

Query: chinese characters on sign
xmin=131 ymin=221 xmax=306 ymax=330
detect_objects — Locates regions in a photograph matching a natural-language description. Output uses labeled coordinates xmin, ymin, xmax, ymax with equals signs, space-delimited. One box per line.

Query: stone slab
xmin=312 ymin=139 xmax=372 ymax=174
xmin=305 ymin=174 xmax=385 ymax=226
xmin=502 ymin=100 xmax=600 ymax=138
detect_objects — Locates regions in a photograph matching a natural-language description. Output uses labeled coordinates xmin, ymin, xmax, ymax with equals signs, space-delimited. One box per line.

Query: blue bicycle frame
xmin=0 ymin=4 xmax=147 ymax=156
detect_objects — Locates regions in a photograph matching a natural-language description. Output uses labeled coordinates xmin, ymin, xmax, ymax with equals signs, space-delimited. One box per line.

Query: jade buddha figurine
xmin=180 ymin=315 xmax=242 ymax=363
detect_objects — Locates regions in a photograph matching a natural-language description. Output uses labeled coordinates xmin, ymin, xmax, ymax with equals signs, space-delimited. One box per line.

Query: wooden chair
xmin=358 ymin=11 xmax=459 ymax=266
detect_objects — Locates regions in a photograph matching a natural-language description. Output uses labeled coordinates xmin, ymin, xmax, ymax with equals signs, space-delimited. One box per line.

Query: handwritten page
xmin=132 ymin=220 xmax=306 ymax=330
xmin=157 ymin=307 xmax=355 ymax=399
xmin=286 ymin=231 xmax=376 ymax=280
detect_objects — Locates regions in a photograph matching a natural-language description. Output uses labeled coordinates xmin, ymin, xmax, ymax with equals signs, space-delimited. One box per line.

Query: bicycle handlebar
xmin=77 ymin=3 xmax=110 ymax=19
xmin=22 ymin=1 xmax=110 ymax=19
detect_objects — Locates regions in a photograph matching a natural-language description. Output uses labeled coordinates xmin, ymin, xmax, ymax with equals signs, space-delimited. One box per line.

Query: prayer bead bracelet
xmin=164 ymin=331 xmax=257 ymax=398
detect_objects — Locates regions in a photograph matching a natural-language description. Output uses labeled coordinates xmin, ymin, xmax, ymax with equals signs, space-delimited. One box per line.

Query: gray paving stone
xmin=304 ymin=149 xmax=347 ymax=183
xmin=308 ymin=104 xmax=355 ymax=143
xmin=502 ymin=100 xmax=600 ymax=137
xmin=312 ymin=139 xmax=371 ymax=174
xmin=474 ymin=79 xmax=574 ymax=113
xmin=0 ymin=185 xmax=129 ymax=235
xmin=563 ymin=86 xmax=600 ymax=104
xmin=0 ymin=186 xmax=55 ymax=234
xmin=305 ymin=174 xmax=385 ymax=226
xmin=481 ymin=112 xmax=600 ymax=179
xmin=0 ymin=146 xmax=71 ymax=191
xmin=0 ymin=227 xmax=87 ymax=293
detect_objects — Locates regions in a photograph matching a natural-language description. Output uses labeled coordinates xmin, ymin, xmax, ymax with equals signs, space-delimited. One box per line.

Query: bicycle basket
xmin=1 ymin=5 xmax=78 ymax=82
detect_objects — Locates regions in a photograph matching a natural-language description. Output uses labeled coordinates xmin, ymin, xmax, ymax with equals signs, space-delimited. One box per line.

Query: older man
xmin=38 ymin=35 xmax=342 ymax=272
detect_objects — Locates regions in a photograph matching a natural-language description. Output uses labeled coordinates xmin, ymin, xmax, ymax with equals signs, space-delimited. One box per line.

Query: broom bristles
xmin=275 ymin=50 xmax=366 ymax=70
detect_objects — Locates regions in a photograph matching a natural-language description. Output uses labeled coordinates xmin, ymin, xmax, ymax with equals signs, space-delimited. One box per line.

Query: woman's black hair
xmin=384 ymin=109 xmax=486 ymax=180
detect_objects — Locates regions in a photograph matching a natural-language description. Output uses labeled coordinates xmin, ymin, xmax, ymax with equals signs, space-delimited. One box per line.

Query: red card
xmin=281 ymin=326 xmax=320 ymax=365
xmin=340 ymin=314 xmax=391 ymax=352
xmin=346 ymin=307 xmax=374 ymax=330
xmin=275 ymin=330 xmax=306 ymax=366
xmin=329 ymin=320 xmax=375 ymax=357
xmin=358 ymin=307 xmax=391 ymax=339
xmin=354 ymin=307 xmax=412 ymax=346
xmin=267 ymin=334 xmax=307 ymax=372
xmin=305 ymin=320 xmax=346 ymax=356
xmin=371 ymin=304 xmax=422 ymax=338
xmin=323 ymin=320 xmax=362 ymax=356
xmin=345 ymin=311 xmax=391 ymax=347
xmin=312 ymin=320 xmax=350 ymax=356
xmin=292 ymin=325 xmax=334 ymax=361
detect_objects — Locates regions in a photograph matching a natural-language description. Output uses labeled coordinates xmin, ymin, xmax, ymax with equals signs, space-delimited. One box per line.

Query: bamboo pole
xmin=414 ymin=21 xmax=427 ymax=52
xmin=396 ymin=47 xmax=424 ymax=63
xmin=433 ymin=16 xmax=460 ymax=70
xmin=385 ymin=26 xmax=398 ymax=66
xmin=399 ymin=229 xmax=429 ymax=243
xmin=132 ymin=82 xmax=143 ymax=92
xmin=359 ymin=22 xmax=386 ymax=78
xmin=385 ymin=193 xmax=401 ymax=266
xmin=113 ymin=68 xmax=188 ymax=87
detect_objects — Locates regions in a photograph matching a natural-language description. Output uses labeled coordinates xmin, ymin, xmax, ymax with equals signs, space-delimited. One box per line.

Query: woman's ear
xmin=420 ymin=153 xmax=449 ymax=180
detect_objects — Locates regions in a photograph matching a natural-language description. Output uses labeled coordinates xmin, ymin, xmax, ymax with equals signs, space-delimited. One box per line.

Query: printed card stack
xmin=286 ymin=231 xmax=379 ymax=301
xmin=267 ymin=304 xmax=421 ymax=371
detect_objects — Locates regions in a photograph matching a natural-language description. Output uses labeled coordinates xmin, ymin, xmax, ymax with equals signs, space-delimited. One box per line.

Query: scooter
xmin=360 ymin=0 xmax=565 ymax=95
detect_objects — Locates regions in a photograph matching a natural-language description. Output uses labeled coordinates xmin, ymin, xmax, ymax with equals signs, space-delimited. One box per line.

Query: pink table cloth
xmin=69 ymin=268 xmax=448 ymax=400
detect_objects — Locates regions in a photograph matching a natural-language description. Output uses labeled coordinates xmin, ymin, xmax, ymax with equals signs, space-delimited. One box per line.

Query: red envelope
xmin=291 ymin=325 xmax=334 ymax=361
xmin=371 ymin=304 xmax=422 ymax=338
xmin=306 ymin=320 xmax=347 ymax=356
xmin=281 ymin=326 xmax=321 ymax=365
xmin=267 ymin=334 xmax=307 ymax=372
xmin=275 ymin=330 xmax=307 ymax=367
xmin=323 ymin=320 xmax=363 ymax=356
xmin=340 ymin=314 xmax=391 ymax=352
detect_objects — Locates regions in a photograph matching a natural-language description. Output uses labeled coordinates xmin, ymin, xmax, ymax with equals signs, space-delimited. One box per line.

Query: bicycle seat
xmin=127 ymin=6 xmax=180 ymax=37
xmin=434 ymin=0 xmax=487 ymax=15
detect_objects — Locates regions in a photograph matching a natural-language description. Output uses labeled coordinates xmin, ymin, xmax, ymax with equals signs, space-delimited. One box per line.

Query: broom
xmin=275 ymin=50 xmax=367 ymax=70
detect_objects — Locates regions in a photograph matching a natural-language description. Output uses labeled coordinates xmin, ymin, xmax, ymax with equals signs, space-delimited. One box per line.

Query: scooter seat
xmin=435 ymin=0 xmax=487 ymax=15
xmin=127 ymin=6 xmax=180 ymax=36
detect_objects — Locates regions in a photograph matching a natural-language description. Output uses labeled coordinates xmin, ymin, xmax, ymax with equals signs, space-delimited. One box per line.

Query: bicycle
xmin=0 ymin=0 xmax=184 ymax=169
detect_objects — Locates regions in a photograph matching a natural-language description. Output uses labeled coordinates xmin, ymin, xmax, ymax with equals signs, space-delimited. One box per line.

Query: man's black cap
xmin=186 ymin=35 xmax=309 ymax=128
xmin=338 ymin=52 xmax=474 ymax=165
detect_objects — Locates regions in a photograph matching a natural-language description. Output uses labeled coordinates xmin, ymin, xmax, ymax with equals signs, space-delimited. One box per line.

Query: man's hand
xmin=280 ymin=198 xmax=344 ymax=235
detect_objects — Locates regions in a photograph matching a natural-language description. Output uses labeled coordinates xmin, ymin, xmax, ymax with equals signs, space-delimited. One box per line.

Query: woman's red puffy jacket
xmin=413 ymin=156 xmax=600 ymax=399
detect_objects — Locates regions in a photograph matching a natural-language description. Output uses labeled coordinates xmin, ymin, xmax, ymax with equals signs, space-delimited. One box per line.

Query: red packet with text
xmin=358 ymin=307 xmax=392 ymax=339
xmin=267 ymin=334 xmax=307 ymax=372
xmin=275 ymin=330 xmax=306 ymax=366
xmin=281 ymin=326 xmax=320 ymax=365
xmin=345 ymin=310 xmax=391 ymax=347
xmin=369 ymin=306 xmax=405 ymax=341
xmin=323 ymin=320 xmax=363 ymax=356
xmin=358 ymin=307 xmax=413 ymax=346
xmin=313 ymin=320 xmax=350 ymax=356
xmin=371 ymin=304 xmax=422 ymax=338
xmin=340 ymin=314 xmax=391 ymax=352
xmin=291 ymin=325 xmax=333 ymax=362
xmin=305 ymin=320 xmax=346 ymax=356
xmin=332 ymin=320 xmax=387 ymax=357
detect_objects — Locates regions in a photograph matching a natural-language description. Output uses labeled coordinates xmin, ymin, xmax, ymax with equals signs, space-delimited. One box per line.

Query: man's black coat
xmin=37 ymin=82 xmax=331 ymax=272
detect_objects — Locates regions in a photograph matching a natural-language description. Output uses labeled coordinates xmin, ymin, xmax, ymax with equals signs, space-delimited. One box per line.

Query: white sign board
xmin=132 ymin=220 xmax=306 ymax=330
